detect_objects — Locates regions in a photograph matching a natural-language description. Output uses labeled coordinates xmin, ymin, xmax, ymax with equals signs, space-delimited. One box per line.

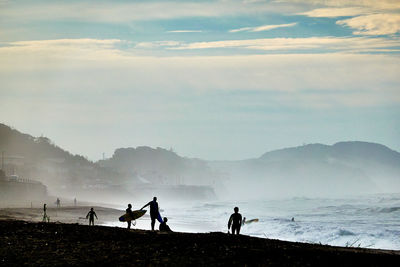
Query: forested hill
xmin=98 ymin=146 xmax=218 ymax=186
xmin=259 ymin=141 xmax=400 ymax=167
xmin=0 ymin=123 xmax=91 ymax=166
xmin=0 ymin=123 xmax=121 ymax=197
xmin=209 ymin=141 xmax=400 ymax=198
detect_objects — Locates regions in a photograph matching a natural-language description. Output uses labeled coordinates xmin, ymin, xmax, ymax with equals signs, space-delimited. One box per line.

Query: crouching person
xmin=159 ymin=217 xmax=172 ymax=232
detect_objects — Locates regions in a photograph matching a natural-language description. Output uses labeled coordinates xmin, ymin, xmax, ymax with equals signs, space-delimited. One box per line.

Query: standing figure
xmin=126 ymin=204 xmax=134 ymax=229
xmin=228 ymin=207 xmax=242 ymax=235
xmin=42 ymin=204 xmax=50 ymax=222
xmin=74 ymin=198 xmax=77 ymax=207
xmin=86 ymin=207 xmax=98 ymax=226
xmin=56 ymin=198 xmax=60 ymax=208
xmin=140 ymin=197 xmax=160 ymax=231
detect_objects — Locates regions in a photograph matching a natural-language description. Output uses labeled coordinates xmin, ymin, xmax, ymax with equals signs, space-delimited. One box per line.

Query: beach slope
xmin=0 ymin=220 xmax=399 ymax=266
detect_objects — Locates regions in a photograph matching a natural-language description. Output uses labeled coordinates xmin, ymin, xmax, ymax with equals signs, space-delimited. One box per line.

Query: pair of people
xmin=126 ymin=197 xmax=172 ymax=232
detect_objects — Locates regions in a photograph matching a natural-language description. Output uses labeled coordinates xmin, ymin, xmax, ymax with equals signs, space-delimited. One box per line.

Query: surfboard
xmin=156 ymin=211 xmax=163 ymax=223
xmin=119 ymin=209 xmax=147 ymax=222
xmin=243 ymin=218 xmax=259 ymax=225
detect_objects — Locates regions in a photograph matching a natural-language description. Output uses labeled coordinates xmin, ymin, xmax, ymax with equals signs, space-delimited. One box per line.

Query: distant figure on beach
xmin=42 ymin=204 xmax=50 ymax=222
xmin=74 ymin=198 xmax=77 ymax=207
xmin=86 ymin=207 xmax=98 ymax=226
xmin=140 ymin=197 xmax=160 ymax=231
xmin=56 ymin=198 xmax=60 ymax=208
xmin=126 ymin=204 xmax=134 ymax=229
xmin=228 ymin=207 xmax=242 ymax=235
xmin=159 ymin=217 xmax=172 ymax=232
xmin=291 ymin=217 xmax=295 ymax=222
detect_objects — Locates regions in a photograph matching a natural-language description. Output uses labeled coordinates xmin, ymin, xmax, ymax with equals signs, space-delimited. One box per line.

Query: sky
xmin=0 ymin=0 xmax=399 ymax=161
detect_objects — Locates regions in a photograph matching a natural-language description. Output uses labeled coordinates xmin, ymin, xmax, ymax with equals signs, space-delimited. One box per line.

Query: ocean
xmin=105 ymin=193 xmax=400 ymax=250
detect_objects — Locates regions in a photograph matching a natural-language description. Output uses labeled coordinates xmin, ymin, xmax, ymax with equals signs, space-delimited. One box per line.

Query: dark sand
xmin=1 ymin=218 xmax=399 ymax=266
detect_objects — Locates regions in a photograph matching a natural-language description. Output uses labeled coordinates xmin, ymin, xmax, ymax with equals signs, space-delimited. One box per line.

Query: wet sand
xmin=0 ymin=206 xmax=124 ymax=226
xmin=0 ymin=212 xmax=399 ymax=266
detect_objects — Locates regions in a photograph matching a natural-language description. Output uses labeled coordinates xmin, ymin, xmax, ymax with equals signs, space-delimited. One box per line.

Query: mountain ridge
xmin=2 ymin=122 xmax=400 ymax=199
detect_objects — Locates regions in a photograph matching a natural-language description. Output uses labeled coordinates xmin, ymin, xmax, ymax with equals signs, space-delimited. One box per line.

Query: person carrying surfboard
xmin=228 ymin=207 xmax=242 ymax=235
xmin=140 ymin=197 xmax=161 ymax=231
xmin=126 ymin=204 xmax=135 ymax=229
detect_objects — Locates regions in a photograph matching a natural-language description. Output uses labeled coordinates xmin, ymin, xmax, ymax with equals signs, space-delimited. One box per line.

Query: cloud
xmin=167 ymin=30 xmax=203 ymax=33
xmin=162 ymin=36 xmax=400 ymax=53
xmin=3 ymin=37 xmax=400 ymax=65
xmin=293 ymin=0 xmax=400 ymax=36
xmin=230 ymin=22 xmax=297 ymax=33
xmin=337 ymin=14 xmax=400 ymax=35
xmin=299 ymin=7 xmax=370 ymax=18
xmin=0 ymin=0 xmax=293 ymax=23
xmin=0 ymin=39 xmax=127 ymax=66
xmin=1 ymin=39 xmax=399 ymax=108
xmin=281 ymin=0 xmax=400 ymax=10
xmin=134 ymin=41 xmax=181 ymax=49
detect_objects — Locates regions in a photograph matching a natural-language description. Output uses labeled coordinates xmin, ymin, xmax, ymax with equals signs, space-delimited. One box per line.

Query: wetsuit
xmin=159 ymin=222 xmax=172 ymax=232
xmin=86 ymin=210 xmax=98 ymax=226
xmin=228 ymin=212 xmax=242 ymax=235
xmin=126 ymin=207 xmax=134 ymax=229
xmin=142 ymin=200 xmax=159 ymax=230
xmin=42 ymin=204 xmax=49 ymax=222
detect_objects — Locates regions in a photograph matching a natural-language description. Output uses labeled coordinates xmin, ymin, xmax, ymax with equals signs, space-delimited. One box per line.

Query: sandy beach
xmin=0 ymin=207 xmax=399 ymax=266
xmin=0 ymin=206 xmax=125 ymax=226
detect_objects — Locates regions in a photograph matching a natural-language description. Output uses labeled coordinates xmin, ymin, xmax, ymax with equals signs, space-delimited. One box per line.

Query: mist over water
xmin=104 ymin=194 xmax=400 ymax=250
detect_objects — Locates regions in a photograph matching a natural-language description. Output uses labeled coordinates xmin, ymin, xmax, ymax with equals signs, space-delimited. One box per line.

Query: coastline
xmin=0 ymin=218 xmax=399 ymax=266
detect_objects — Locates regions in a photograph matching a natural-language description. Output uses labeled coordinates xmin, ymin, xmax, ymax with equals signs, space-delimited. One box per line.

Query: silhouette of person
xmin=56 ymin=198 xmax=60 ymax=208
xmin=126 ymin=204 xmax=134 ymax=229
xmin=140 ymin=197 xmax=159 ymax=230
xmin=42 ymin=204 xmax=50 ymax=222
xmin=74 ymin=198 xmax=77 ymax=207
xmin=86 ymin=207 xmax=98 ymax=226
xmin=159 ymin=217 xmax=172 ymax=232
xmin=228 ymin=207 xmax=242 ymax=235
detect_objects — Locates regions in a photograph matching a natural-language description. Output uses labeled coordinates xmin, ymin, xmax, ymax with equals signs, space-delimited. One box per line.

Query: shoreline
xmin=1 ymin=219 xmax=399 ymax=266
xmin=1 ymin=205 xmax=400 ymax=250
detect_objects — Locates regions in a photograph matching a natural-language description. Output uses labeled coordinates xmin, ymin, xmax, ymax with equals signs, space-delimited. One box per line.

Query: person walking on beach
xmin=159 ymin=217 xmax=172 ymax=232
xmin=228 ymin=207 xmax=242 ymax=235
xmin=140 ymin=197 xmax=160 ymax=231
xmin=86 ymin=207 xmax=98 ymax=226
xmin=42 ymin=204 xmax=50 ymax=222
xmin=126 ymin=204 xmax=134 ymax=229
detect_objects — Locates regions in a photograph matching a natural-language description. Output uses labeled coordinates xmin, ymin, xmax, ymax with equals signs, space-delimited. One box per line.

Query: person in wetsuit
xmin=86 ymin=207 xmax=98 ymax=226
xmin=126 ymin=203 xmax=134 ymax=229
xmin=228 ymin=207 xmax=242 ymax=235
xmin=140 ymin=197 xmax=159 ymax=230
xmin=159 ymin=217 xmax=172 ymax=232
xmin=42 ymin=204 xmax=50 ymax=222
